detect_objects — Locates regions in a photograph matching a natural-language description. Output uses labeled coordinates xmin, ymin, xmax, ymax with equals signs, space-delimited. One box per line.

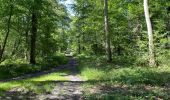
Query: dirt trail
xmin=36 ymin=57 xmax=84 ymax=100
xmin=1 ymin=57 xmax=85 ymax=100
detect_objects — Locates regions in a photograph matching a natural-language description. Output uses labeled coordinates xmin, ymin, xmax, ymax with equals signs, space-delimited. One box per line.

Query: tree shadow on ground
xmin=83 ymin=84 xmax=170 ymax=100
xmin=0 ymin=71 xmax=170 ymax=100
xmin=0 ymin=57 xmax=78 ymax=82
xmin=82 ymin=71 xmax=170 ymax=99
xmin=0 ymin=57 xmax=170 ymax=100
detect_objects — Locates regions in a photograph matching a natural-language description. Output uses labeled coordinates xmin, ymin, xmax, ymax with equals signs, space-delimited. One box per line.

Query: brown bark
xmin=30 ymin=5 xmax=38 ymax=64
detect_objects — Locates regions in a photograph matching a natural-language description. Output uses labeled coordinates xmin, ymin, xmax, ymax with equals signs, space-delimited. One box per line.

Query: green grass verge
xmin=0 ymin=70 xmax=70 ymax=95
xmin=76 ymin=55 xmax=170 ymax=99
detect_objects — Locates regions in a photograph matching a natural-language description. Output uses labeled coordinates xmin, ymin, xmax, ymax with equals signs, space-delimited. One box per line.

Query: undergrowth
xmin=0 ymin=70 xmax=70 ymax=95
xmin=76 ymin=54 xmax=170 ymax=99
xmin=0 ymin=54 xmax=68 ymax=80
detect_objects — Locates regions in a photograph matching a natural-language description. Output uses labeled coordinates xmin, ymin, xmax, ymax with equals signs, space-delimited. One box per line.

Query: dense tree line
xmin=71 ymin=0 xmax=170 ymax=66
xmin=0 ymin=0 xmax=70 ymax=64
xmin=0 ymin=0 xmax=169 ymax=67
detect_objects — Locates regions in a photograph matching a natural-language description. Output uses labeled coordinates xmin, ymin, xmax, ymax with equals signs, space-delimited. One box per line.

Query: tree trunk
xmin=30 ymin=5 xmax=37 ymax=64
xmin=11 ymin=36 xmax=21 ymax=56
xmin=144 ymin=0 xmax=156 ymax=67
xmin=104 ymin=0 xmax=112 ymax=62
xmin=62 ymin=23 xmax=65 ymax=52
xmin=25 ymin=19 xmax=29 ymax=61
xmin=77 ymin=35 xmax=81 ymax=54
xmin=0 ymin=1 xmax=13 ymax=62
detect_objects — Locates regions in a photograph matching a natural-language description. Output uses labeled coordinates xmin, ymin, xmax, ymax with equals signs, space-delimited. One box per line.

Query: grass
xmin=0 ymin=70 xmax=70 ymax=96
xmin=76 ymin=55 xmax=170 ymax=99
xmin=0 ymin=55 xmax=68 ymax=80
xmin=0 ymin=53 xmax=169 ymax=99
xmin=81 ymin=67 xmax=170 ymax=85
xmin=0 ymin=54 xmax=69 ymax=96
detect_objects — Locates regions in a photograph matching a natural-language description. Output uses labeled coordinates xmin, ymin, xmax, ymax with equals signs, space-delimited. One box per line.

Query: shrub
xmin=0 ymin=55 xmax=69 ymax=80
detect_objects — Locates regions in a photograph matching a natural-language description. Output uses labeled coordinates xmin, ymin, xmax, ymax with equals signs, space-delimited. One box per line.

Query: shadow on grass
xmin=0 ymin=56 xmax=169 ymax=99
xmin=77 ymin=56 xmax=170 ymax=86
xmin=111 ymin=71 xmax=170 ymax=86
xmin=0 ymin=57 xmax=77 ymax=82
xmin=79 ymin=69 xmax=170 ymax=99
xmin=0 ymin=79 xmax=169 ymax=99
xmin=82 ymin=84 xmax=170 ymax=100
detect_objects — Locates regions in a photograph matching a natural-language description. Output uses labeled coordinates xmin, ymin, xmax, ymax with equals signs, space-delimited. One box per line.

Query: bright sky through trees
xmin=62 ymin=0 xmax=75 ymax=16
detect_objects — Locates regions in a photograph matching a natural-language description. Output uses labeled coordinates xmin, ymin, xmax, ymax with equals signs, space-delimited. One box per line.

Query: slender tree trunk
xmin=94 ymin=32 xmax=98 ymax=55
xmin=166 ymin=11 xmax=170 ymax=48
xmin=144 ymin=0 xmax=156 ymax=67
xmin=82 ymin=31 xmax=85 ymax=50
xmin=104 ymin=0 xmax=112 ymax=62
xmin=117 ymin=45 xmax=121 ymax=56
xmin=11 ymin=36 xmax=21 ymax=56
xmin=82 ymin=0 xmax=85 ymax=51
xmin=25 ymin=20 xmax=29 ymax=60
xmin=0 ymin=1 xmax=13 ymax=62
xmin=77 ymin=35 xmax=81 ymax=54
xmin=62 ymin=23 xmax=65 ymax=52
xmin=30 ymin=5 xmax=37 ymax=64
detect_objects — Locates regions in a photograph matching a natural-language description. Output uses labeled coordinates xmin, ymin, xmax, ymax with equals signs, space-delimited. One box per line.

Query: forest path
xmin=1 ymin=57 xmax=85 ymax=100
xmin=37 ymin=57 xmax=84 ymax=100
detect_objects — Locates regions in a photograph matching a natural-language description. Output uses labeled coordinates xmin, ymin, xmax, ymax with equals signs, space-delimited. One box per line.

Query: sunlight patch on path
xmin=0 ymin=57 xmax=84 ymax=100
xmin=36 ymin=58 xmax=84 ymax=100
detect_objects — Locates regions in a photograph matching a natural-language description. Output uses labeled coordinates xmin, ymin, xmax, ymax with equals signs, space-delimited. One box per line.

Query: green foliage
xmin=71 ymin=0 xmax=170 ymax=67
xmin=0 ymin=0 xmax=169 ymax=98
xmin=42 ymin=54 xmax=69 ymax=70
xmin=0 ymin=64 xmax=41 ymax=79
xmin=77 ymin=56 xmax=170 ymax=99
xmin=0 ymin=0 xmax=70 ymax=64
xmin=77 ymin=56 xmax=170 ymax=85
xmin=81 ymin=67 xmax=107 ymax=81
xmin=0 ymin=55 xmax=68 ymax=80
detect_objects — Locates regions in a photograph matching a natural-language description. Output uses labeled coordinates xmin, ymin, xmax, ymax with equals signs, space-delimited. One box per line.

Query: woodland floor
xmin=0 ymin=57 xmax=169 ymax=100
xmin=0 ymin=57 xmax=85 ymax=100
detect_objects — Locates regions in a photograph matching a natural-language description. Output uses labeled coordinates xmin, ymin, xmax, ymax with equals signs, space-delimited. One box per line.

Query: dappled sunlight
xmin=78 ymin=57 xmax=170 ymax=86
xmin=0 ymin=0 xmax=169 ymax=99
xmin=30 ymin=72 xmax=69 ymax=82
xmin=76 ymin=56 xmax=170 ymax=99
xmin=82 ymin=83 xmax=170 ymax=99
xmin=0 ymin=70 xmax=70 ymax=94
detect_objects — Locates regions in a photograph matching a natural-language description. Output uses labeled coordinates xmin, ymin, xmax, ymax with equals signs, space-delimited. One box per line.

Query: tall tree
xmin=30 ymin=0 xmax=38 ymax=64
xmin=144 ymin=0 xmax=156 ymax=67
xmin=0 ymin=0 xmax=13 ymax=62
xmin=104 ymin=0 xmax=112 ymax=62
